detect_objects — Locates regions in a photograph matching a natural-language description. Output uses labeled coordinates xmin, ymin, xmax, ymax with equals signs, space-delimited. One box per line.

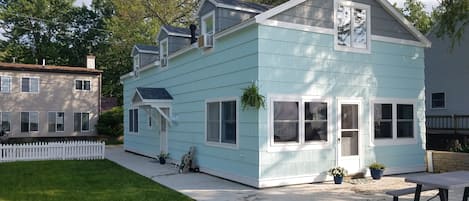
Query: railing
xmin=426 ymin=115 xmax=469 ymax=130
xmin=0 ymin=141 xmax=105 ymax=162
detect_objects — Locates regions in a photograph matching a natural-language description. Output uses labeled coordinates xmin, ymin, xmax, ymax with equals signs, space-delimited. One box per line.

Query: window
xmin=431 ymin=92 xmax=445 ymax=109
xmin=206 ymin=100 xmax=237 ymax=146
xmin=21 ymin=112 xmax=39 ymax=132
xmin=75 ymin=80 xmax=91 ymax=91
xmin=0 ymin=76 xmax=12 ymax=93
xmin=148 ymin=114 xmax=152 ymax=128
xmin=335 ymin=1 xmax=370 ymax=52
xmin=160 ymin=39 xmax=168 ymax=67
xmin=0 ymin=112 xmax=11 ymax=132
xmin=128 ymin=109 xmax=138 ymax=133
xmin=48 ymin=112 xmax=65 ymax=132
xmin=133 ymin=55 xmax=140 ymax=71
xmin=271 ymin=98 xmax=330 ymax=147
xmin=201 ymin=12 xmax=215 ymax=48
xmin=21 ymin=77 xmax=39 ymax=93
xmin=74 ymin=112 xmax=90 ymax=132
xmin=372 ymin=101 xmax=416 ymax=145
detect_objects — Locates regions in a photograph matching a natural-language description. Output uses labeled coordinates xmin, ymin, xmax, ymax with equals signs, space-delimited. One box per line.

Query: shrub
xmin=369 ymin=162 xmax=386 ymax=170
xmin=96 ymin=106 xmax=123 ymax=137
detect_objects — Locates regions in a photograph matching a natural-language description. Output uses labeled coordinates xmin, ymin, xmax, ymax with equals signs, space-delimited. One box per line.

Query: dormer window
xmin=199 ymin=11 xmax=215 ymax=48
xmin=335 ymin=1 xmax=370 ymax=53
xmin=160 ymin=39 xmax=168 ymax=67
xmin=133 ymin=54 xmax=140 ymax=71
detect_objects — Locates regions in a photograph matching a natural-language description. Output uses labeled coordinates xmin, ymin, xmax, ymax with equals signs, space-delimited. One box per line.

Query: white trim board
xmin=196 ymin=0 xmax=265 ymax=16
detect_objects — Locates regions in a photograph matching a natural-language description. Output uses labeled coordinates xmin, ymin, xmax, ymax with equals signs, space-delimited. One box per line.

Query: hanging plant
xmin=241 ymin=82 xmax=265 ymax=110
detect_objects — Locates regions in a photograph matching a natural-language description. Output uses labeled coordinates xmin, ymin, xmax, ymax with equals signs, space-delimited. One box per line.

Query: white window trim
xmin=74 ymin=79 xmax=92 ymax=92
xmin=333 ymin=0 xmax=371 ymax=54
xmin=431 ymin=92 xmax=446 ymax=110
xmin=128 ymin=108 xmax=139 ymax=135
xmin=133 ymin=54 xmax=140 ymax=71
xmin=48 ymin=111 xmax=65 ymax=133
xmin=20 ymin=77 xmax=40 ymax=93
xmin=160 ymin=38 xmax=169 ymax=67
xmin=268 ymin=95 xmax=332 ymax=152
xmin=20 ymin=111 xmax=40 ymax=133
xmin=74 ymin=112 xmax=90 ymax=133
xmin=0 ymin=111 xmax=11 ymax=133
xmin=0 ymin=76 xmax=12 ymax=93
xmin=204 ymin=97 xmax=239 ymax=149
xmin=370 ymin=98 xmax=418 ymax=146
xmin=201 ymin=11 xmax=216 ymax=49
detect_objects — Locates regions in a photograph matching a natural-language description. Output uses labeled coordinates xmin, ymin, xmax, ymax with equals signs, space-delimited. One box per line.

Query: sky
xmin=74 ymin=0 xmax=440 ymax=12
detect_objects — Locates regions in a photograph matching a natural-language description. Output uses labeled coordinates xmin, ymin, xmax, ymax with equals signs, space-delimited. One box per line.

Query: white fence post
xmin=0 ymin=141 xmax=105 ymax=162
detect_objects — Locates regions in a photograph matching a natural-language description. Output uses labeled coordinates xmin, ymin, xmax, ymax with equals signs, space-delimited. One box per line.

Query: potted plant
xmin=369 ymin=162 xmax=386 ymax=180
xmin=241 ymin=82 xmax=265 ymax=110
xmin=328 ymin=166 xmax=347 ymax=184
xmin=157 ymin=152 xmax=169 ymax=165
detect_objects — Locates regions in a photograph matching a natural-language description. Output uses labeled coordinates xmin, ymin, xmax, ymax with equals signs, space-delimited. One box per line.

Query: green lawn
xmin=0 ymin=160 xmax=193 ymax=201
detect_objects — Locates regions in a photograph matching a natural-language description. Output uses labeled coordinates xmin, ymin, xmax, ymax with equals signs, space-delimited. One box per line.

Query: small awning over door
xmin=132 ymin=87 xmax=173 ymax=124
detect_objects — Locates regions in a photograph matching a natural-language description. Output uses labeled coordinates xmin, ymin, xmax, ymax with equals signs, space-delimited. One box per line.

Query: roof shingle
xmin=0 ymin=62 xmax=102 ymax=75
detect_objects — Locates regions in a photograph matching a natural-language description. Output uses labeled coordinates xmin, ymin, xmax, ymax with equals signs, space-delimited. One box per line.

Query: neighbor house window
xmin=21 ymin=112 xmax=39 ymax=132
xmin=272 ymin=99 xmax=329 ymax=145
xmin=206 ymin=99 xmax=237 ymax=146
xmin=74 ymin=112 xmax=90 ymax=132
xmin=373 ymin=101 xmax=415 ymax=144
xmin=48 ymin=112 xmax=65 ymax=132
xmin=133 ymin=55 xmax=140 ymax=71
xmin=431 ymin=92 xmax=445 ymax=109
xmin=129 ymin=109 xmax=138 ymax=133
xmin=335 ymin=1 xmax=370 ymax=52
xmin=0 ymin=76 xmax=12 ymax=93
xmin=21 ymin=77 xmax=39 ymax=93
xmin=160 ymin=39 xmax=168 ymax=67
xmin=0 ymin=112 xmax=11 ymax=132
xmin=75 ymin=80 xmax=91 ymax=91
xmin=148 ymin=114 xmax=152 ymax=128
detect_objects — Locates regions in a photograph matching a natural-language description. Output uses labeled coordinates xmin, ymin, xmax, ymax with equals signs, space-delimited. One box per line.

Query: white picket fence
xmin=0 ymin=141 xmax=105 ymax=162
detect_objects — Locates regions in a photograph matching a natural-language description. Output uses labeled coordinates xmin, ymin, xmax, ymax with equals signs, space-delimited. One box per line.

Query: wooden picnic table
xmin=405 ymin=171 xmax=469 ymax=201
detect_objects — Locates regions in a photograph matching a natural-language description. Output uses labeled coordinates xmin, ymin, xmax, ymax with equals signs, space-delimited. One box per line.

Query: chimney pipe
xmin=190 ymin=24 xmax=197 ymax=44
xmin=86 ymin=55 xmax=96 ymax=69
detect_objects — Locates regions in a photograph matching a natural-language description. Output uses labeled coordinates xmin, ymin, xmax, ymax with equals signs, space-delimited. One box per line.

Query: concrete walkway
xmin=105 ymin=146 xmax=464 ymax=201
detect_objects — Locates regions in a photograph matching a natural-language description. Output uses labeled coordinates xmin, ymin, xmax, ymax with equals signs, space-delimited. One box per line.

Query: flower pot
xmin=333 ymin=176 xmax=343 ymax=184
xmin=159 ymin=157 xmax=166 ymax=165
xmin=370 ymin=168 xmax=384 ymax=180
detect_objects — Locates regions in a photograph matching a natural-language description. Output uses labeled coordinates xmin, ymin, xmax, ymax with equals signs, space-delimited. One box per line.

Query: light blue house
xmin=121 ymin=0 xmax=431 ymax=188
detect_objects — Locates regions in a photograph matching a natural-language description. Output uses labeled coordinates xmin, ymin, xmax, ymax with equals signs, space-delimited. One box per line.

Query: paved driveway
xmin=105 ymin=146 xmax=463 ymax=201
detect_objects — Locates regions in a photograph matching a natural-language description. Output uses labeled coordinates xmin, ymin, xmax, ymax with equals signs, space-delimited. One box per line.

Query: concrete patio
xmin=105 ymin=145 xmax=465 ymax=201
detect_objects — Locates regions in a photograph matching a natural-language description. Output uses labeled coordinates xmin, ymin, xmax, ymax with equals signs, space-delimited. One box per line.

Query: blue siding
xmin=123 ymin=25 xmax=260 ymax=181
xmin=257 ymin=25 xmax=426 ymax=180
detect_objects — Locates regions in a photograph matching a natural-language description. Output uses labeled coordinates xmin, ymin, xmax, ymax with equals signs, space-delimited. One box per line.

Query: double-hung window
xmin=206 ymin=99 xmax=237 ymax=146
xmin=372 ymin=101 xmax=416 ymax=145
xmin=201 ymin=11 xmax=215 ymax=47
xmin=74 ymin=112 xmax=90 ymax=132
xmin=431 ymin=92 xmax=445 ymax=109
xmin=48 ymin=112 xmax=65 ymax=132
xmin=271 ymin=97 xmax=329 ymax=149
xmin=129 ymin=109 xmax=138 ymax=133
xmin=0 ymin=76 xmax=12 ymax=93
xmin=160 ymin=39 xmax=168 ymax=67
xmin=75 ymin=80 xmax=91 ymax=91
xmin=0 ymin=112 xmax=11 ymax=132
xmin=21 ymin=77 xmax=39 ymax=93
xmin=21 ymin=112 xmax=39 ymax=132
xmin=335 ymin=0 xmax=370 ymax=53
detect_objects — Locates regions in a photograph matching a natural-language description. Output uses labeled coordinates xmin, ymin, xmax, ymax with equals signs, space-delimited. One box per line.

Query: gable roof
xmin=254 ymin=0 xmax=431 ymax=47
xmin=136 ymin=87 xmax=173 ymax=100
xmin=131 ymin=44 xmax=159 ymax=56
xmin=197 ymin=0 xmax=272 ymax=15
xmin=0 ymin=62 xmax=102 ymax=75
xmin=163 ymin=25 xmax=191 ymax=37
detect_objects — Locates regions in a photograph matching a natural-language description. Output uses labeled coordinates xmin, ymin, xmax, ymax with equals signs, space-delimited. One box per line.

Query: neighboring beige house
xmin=0 ymin=56 xmax=102 ymax=138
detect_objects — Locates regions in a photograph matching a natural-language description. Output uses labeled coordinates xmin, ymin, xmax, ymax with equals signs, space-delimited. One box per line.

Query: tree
xmin=99 ymin=0 xmax=198 ymax=102
xmin=395 ymin=0 xmax=433 ymax=34
xmin=0 ymin=0 xmax=109 ymax=66
xmin=432 ymin=0 xmax=469 ymax=47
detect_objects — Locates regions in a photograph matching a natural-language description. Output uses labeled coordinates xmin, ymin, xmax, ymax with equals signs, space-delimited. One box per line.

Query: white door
xmin=338 ymin=101 xmax=361 ymax=174
xmin=160 ymin=108 xmax=169 ymax=153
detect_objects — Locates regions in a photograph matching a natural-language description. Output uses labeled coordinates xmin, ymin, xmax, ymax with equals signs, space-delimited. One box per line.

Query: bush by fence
xmin=96 ymin=106 xmax=123 ymax=137
xmin=0 ymin=141 xmax=105 ymax=162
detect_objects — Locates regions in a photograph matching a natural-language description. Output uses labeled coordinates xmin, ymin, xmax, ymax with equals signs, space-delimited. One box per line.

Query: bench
xmin=386 ymin=185 xmax=438 ymax=201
